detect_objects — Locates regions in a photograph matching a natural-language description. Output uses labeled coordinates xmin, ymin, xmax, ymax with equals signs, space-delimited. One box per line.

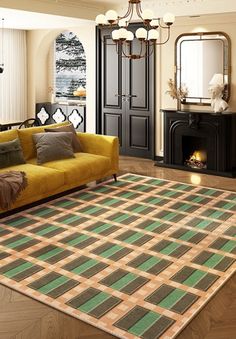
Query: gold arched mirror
xmin=175 ymin=32 xmax=231 ymax=105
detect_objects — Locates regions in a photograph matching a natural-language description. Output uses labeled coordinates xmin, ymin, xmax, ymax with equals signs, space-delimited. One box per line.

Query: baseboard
xmin=154 ymin=155 xmax=164 ymax=162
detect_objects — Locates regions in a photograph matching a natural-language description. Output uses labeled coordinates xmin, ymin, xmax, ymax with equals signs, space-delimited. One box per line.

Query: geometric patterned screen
xmin=36 ymin=103 xmax=86 ymax=132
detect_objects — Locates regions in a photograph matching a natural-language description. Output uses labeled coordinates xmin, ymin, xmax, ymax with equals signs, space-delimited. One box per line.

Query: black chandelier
xmin=95 ymin=0 xmax=175 ymax=60
xmin=0 ymin=18 xmax=4 ymax=74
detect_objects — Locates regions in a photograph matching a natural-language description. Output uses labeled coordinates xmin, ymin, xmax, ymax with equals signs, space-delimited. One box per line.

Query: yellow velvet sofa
xmin=0 ymin=122 xmax=119 ymax=213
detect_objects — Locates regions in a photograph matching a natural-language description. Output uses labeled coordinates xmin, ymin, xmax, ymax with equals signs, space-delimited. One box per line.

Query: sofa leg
xmin=113 ymin=174 xmax=117 ymax=182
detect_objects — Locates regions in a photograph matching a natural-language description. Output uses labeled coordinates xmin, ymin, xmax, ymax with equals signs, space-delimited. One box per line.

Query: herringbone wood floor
xmin=0 ymin=156 xmax=236 ymax=339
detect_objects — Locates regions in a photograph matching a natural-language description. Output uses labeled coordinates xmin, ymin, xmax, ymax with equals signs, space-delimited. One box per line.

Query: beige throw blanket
xmin=0 ymin=171 xmax=28 ymax=210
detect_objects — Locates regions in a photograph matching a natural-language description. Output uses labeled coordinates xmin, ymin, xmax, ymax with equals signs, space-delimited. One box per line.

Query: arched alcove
xmin=29 ymin=23 xmax=96 ymax=132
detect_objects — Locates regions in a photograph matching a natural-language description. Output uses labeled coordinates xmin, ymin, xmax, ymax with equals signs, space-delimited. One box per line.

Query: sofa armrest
xmin=77 ymin=132 xmax=119 ymax=172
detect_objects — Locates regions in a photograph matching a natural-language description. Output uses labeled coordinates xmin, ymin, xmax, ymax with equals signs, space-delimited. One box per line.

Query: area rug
xmin=0 ymin=173 xmax=235 ymax=339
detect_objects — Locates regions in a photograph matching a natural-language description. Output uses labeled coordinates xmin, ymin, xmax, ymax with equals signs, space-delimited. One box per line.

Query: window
xmin=54 ymin=31 xmax=86 ymax=101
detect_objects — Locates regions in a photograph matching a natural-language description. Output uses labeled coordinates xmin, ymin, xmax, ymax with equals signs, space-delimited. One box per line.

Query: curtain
xmin=0 ymin=29 xmax=27 ymax=122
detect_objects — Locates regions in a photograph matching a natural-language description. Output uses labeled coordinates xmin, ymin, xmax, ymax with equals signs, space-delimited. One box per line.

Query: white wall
xmin=71 ymin=25 xmax=96 ymax=133
xmin=27 ymin=22 xmax=96 ymax=133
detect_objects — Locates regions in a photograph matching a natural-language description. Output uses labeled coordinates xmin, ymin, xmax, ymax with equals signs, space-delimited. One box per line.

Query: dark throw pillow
xmin=33 ymin=132 xmax=75 ymax=164
xmin=0 ymin=138 xmax=26 ymax=168
xmin=44 ymin=124 xmax=83 ymax=152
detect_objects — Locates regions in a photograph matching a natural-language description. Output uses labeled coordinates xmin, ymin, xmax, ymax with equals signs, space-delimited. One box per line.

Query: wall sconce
xmin=0 ymin=18 xmax=4 ymax=74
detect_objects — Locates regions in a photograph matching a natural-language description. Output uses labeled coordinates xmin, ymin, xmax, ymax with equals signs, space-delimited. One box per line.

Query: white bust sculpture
xmin=208 ymin=74 xmax=228 ymax=113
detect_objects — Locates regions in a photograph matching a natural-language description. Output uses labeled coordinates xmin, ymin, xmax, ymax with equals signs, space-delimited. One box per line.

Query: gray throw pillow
xmin=44 ymin=124 xmax=83 ymax=152
xmin=0 ymin=138 xmax=26 ymax=168
xmin=33 ymin=132 xmax=75 ymax=164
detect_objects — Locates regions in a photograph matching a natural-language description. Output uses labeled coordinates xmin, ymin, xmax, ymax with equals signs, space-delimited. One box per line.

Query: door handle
xmin=115 ymin=94 xmax=137 ymax=98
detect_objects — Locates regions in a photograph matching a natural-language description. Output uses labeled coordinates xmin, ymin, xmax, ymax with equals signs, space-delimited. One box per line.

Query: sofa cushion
xmin=0 ymin=138 xmax=26 ymax=168
xmin=17 ymin=122 xmax=69 ymax=160
xmin=0 ymin=163 xmax=65 ymax=200
xmin=33 ymin=132 xmax=75 ymax=164
xmin=45 ymin=124 xmax=83 ymax=152
xmin=0 ymin=129 xmax=18 ymax=143
xmin=29 ymin=153 xmax=111 ymax=185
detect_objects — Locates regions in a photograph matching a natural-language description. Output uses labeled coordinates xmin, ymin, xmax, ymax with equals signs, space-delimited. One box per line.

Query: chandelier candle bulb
xmin=142 ymin=9 xmax=154 ymax=21
xmin=95 ymin=14 xmax=107 ymax=25
xmin=118 ymin=19 xmax=127 ymax=27
xmin=148 ymin=29 xmax=159 ymax=41
xmin=105 ymin=10 xmax=118 ymax=23
xmin=112 ymin=30 xmax=120 ymax=41
xmin=118 ymin=28 xmax=128 ymax=40
xmin=163 ymin=12 xmax=175 ymax=25
xmin=150 ymin=19 xmax=159 ymax=28
xmin=136 ymin=27 xmax=148 ymax=40
xmin=126 ymin=31 xmax=134 ymax=41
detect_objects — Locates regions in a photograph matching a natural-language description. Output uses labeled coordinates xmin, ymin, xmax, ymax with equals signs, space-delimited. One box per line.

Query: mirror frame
xmin=175 ymin=32 xmax=231 ymax=106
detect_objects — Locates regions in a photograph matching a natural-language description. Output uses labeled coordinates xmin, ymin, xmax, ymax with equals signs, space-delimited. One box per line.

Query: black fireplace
xmin=157 ymin=109 xmax=236 ymax=177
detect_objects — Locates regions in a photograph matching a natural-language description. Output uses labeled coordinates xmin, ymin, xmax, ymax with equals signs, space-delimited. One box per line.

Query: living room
xmin=0 ymin=0 xmax=236 ymax=338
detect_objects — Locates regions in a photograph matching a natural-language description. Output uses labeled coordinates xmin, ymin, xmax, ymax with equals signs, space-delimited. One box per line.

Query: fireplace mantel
xmin=156 ymin=109 xmax=236 ymax=177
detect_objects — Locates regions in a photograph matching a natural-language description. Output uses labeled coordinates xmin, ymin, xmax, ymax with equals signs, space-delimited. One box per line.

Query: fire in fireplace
xmin=182 ymin=135 xmax=207 ymax=169
xmin=185 ymin=150 xmax=207 ymax=169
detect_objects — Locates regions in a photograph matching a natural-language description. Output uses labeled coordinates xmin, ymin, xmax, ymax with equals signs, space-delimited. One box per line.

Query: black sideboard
xmin=36 ymin=102 xmax=86 ymax=132
xmin=156 ymin=109 xmax=236 ymax=177
xmin=0 ymin=121 xmax=23 ymax=131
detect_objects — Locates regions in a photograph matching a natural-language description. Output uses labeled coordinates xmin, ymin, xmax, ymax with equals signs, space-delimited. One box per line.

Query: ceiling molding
xmin=174 ymin=11 xmax=236 ymax=26
xmin=0 ymin=7 xmax=94 ymax=30
xmin=0 ymin=0 xmax=106 ymax=20
xmin=112 ymin=0 xmax=236 ymax=17
xmin=36 ymin=0 xmax=107 ymax=11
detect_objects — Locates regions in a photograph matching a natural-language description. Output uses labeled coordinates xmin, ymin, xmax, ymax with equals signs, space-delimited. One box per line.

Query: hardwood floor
xmin=0 ymin=285 xmax=114 ymax=339
xmin=0 ymin=155 xmax=236 ymax=339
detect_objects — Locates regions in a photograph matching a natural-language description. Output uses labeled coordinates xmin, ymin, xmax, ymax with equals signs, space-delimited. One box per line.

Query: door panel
xmin=129 ymin=44 xmax=148 ymax=110
xmin=103 ymin=35 xmax=122 ymax=108
xmin=126 ymin=32 xmax=154 ymax=158
xmin=130 ymin=58 xmax=148 ymax=109
xmin=104 ymin=113 xmax=122 ymax=146
xmin=130 ymin=115 xmax=149 ymax=149
xmin=100 ymin=28 xmax=126 ymax=154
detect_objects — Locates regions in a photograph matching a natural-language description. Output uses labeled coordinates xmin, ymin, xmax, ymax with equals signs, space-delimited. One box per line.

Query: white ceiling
xmin=79 ymin=0 xmax=121 ymax=4
xmin=1 ymin=0 xmax=236 ymax=30
xmin=113 ymin=0 xmax=236 ymax=18
xmin=0 ymin=7 xmax=93 ymax=30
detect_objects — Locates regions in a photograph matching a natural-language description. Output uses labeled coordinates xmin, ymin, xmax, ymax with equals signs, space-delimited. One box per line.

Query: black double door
xmin=96 ymin=24 xmax=155 ymax=158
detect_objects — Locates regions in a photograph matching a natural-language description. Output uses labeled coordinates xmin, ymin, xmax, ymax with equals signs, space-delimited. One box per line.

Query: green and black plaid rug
xmin=0 ymin=174 xmax=235 ymax=338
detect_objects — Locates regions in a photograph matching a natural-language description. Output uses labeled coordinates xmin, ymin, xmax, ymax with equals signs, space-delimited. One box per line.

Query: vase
xmin=177 ymin=99 xmax=181 ymax=111
xmin=51 ymin=93 xmax=55 ymax=104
